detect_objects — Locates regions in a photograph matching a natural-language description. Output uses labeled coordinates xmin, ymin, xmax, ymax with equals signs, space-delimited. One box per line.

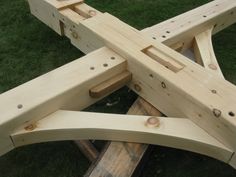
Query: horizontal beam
xmin=11 ymin=110 xmax=233 ymax=163
xmin=143 ymin=0 xmax=236 ymax=50
xmin=30 ymin=0 xmax=236 ymax=54
xmin=0 ymin=47 xmax=127 ymax=156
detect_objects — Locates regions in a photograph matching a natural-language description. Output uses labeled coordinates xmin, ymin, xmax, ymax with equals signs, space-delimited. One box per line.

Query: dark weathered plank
xmin=74 ymin=140 xmax=99 ymax=162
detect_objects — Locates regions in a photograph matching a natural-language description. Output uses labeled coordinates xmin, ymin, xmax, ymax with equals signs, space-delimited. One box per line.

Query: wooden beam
xmin=193 ymin=26 xmax=224 ymax=78
xmin=11 ymin=110 xmax=233 ymax=163
xmin=0 ymin=47 xmax=127 ymax=156
xmin=142 ymin=0 xmax=236 ymax=50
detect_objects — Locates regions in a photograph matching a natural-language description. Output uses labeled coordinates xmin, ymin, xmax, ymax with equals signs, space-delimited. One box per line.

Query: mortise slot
xmin=142 ymin=46 xmax=185 ymax=73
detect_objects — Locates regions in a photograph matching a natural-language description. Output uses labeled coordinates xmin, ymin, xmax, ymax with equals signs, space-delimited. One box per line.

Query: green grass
xmin=0 ymin=0 xmax=236 ymax=176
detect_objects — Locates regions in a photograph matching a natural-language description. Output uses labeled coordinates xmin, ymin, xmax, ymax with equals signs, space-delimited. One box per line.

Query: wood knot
xmin=134 ymin=84 xmax=142 ymax=92
xmin=213 ymin=109 xmax=221 ymax=118
xmin=24 ymin=123 xmax=37 ymax=131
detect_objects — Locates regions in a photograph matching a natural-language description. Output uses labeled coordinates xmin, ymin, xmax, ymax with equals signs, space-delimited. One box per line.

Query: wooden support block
xmin=89 ymin=71 xmax=132 ymax=98
xmin=74 ymin=140 xmax=99 ymax=162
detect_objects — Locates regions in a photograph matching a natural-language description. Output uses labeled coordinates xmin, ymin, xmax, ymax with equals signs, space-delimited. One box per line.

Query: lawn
xmin=0 ymin=0 xmax=236 ymax=177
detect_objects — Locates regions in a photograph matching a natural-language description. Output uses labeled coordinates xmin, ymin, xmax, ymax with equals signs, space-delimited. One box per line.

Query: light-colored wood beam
xmin=193 ymin=26 xmax=224 ymax=78
xmin=143 ymin=0 xmax=236 ymax=50
xmin=11 ymin=110 xmax=233 ymax=163
xmin=0 ymin=47 xmax=127 ymax=156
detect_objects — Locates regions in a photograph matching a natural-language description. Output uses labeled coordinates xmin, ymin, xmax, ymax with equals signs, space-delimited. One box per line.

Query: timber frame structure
xmin=0 ymin=0 xmax=236 ymax=174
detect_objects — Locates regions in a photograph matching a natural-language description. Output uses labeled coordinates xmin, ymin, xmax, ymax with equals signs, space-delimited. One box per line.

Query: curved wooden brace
xmin=193 ymin=26 xmax=224 ymax=78
xmin=11 ymin=111 xmax=233 ymax=164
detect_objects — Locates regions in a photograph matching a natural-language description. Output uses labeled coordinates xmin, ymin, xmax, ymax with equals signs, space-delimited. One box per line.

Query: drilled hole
xmin=149 ymin=74 xmax=154 ymax=78
xmin=166 ymin=31 xmax=170 ymax=34
xmin=90 ymin=67 xmax=95 ymax=70
xmin=203 ymin=15 xmax=207 ymax=18
xmin=211 ymin=90 xmax=217 ymax=94
xmin=17 ymin=104 xmax=23 ymax=109
xmin=162 ymin=35 xmax=166 ymax=38
xmin=103 ymin=63 xmax=108 ymax=67
xmin=229 ymin=112 xmax=235 ymax=117
xmin=152 ymin=37 xmax=157 ymax=40
xmin=111 ymin=56 xmax=116 ymax=60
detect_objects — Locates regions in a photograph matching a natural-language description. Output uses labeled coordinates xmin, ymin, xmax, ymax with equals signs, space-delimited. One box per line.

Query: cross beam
xmin=0 ymin=0 xmax=236 ymax=171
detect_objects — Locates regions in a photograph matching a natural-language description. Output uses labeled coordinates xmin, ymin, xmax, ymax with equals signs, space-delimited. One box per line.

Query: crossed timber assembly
xmin=0 ymin=0 xmax=236 ymax=173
